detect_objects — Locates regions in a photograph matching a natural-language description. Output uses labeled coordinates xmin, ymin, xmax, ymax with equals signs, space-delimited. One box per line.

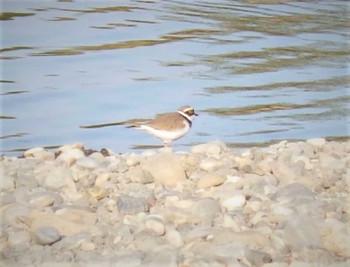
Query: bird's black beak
xmin=194 ymin=112 xmax=198 ymax=116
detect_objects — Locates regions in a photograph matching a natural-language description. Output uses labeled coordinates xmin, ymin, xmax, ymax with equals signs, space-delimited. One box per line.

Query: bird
xmin=128 ymin=105 xmax=198 ymax=147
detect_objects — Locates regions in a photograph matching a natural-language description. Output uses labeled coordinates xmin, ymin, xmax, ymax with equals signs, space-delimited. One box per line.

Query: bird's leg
xmin=164 ymin=141 xmax=172 ymax=147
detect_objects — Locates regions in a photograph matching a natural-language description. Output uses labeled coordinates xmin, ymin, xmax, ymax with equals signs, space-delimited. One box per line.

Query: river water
xmin=1 ymin=0 xmax=349 ymax=154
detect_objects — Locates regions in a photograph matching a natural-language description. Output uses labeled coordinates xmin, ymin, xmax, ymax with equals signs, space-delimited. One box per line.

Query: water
xmin=1 ymin=0 xmax=349 ymax=155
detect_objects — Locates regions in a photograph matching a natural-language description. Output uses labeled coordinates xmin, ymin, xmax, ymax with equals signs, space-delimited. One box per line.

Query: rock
xmin=222 ymin=194 xmax=246 ymax=211
xmin=44 ymin=165 xmax=73 ymax=189
xmin=110 ymin=251 xmax=143 ymax=267
xmin=307 ymin=138 xmax=326 ymax=147
xmin=145 ymin=215 xmax=166 ymax=236
xmin=1 ymin=203 xmax=30 ymax=228
xmin=75 ymin=157 xmax=98 ymax=170
xmin=0 ymin=172 xmax=15 ymax=191
xmin=283 ymin=215 xmax=323 ymax=251
xmin=56 ymin=148 xmax=85 ymax=166
xmin=245 ymin=249 xmax=272 ymax=266
xmin=117 ymin=195 xmax=150 ymax=215
xmin=190 ymin=198 xmax=221 ymax=225
xmin=214 ymin=230 xmax=270 ymax=247
xmin=28 ymin=210 xmax=102 ymax=237
xmin=7 ymin=230 xmax=31 ymax=247
xmin=321 ymin=218 xmax=350 ymax=257
xmin=128 ymin=168 xmax=155 ymax=184
xmin=191 ymin=141 xmax=228 ymax=156
xmin=134 ymin=230 xmax=168 ymax=251
xmin=33 ymin=226 xmax=61 ymax=245
xmin=24 ymin=147 xmax=55 ymax=160
xmin=143 ymin=248 xmax=178 ymax=267
xmin=142 ymin=153 xmax=186 ymax=186
xmin=199 ymin=157 xmax=224 ymax=172
xmin=53 ymin=232 xmax=92 ymax=250
xmin=43 ymin=164 xmax=81 ymax=201
xmin=55 ymin=208 xmax=97 ymax=225
xmin=262 ymin=263 xmax=288 ymax=267
xmin=274 ymin=183 xmax=315 ymax=202
xmin=28 ymin=192 xmax=61 ymax=208
xmin=125 ymin=154 xmax=142 ymax=167
xmin=165 ymin=228 xmax=184 ymax=247
xmin=196 ymin=174 xmax=226 ymax=189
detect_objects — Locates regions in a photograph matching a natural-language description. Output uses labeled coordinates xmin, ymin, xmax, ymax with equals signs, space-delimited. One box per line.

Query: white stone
xmin=199 ymin=157 xmax=224 ymax=172
xmin=142 ymin=153 xmax=186 ymax=186
xmin=44 ymin=165 xmax=72 ymax=189
xmin=0 ymin=172 xmax=15 ymax=191
xmin=145 ymin=215 xmax=166 ymax=236
xmin=165 ymin=228 xmax=184 ymax=247
xmin=222 ymin=194 xmax=246 ymax=210
xmin=307 ymin=138 xmax=326 ymax=147
xmin=196 ymin=174 xmax=226 ymax=189
xmin=8 ymin=230 xmax=31 ymax=247
xmin=75 ymin=157 xmax=98 ymax=169
xmin=57 ymin=148 xmax=85 ymax=166
xmin=191 ymin=141 xmax=228 ymax=156
xmin=24 ymin=147 xmax=55 ymax=160
xmin=56 ymin=143 xmax=84 ymax=153
xmin=321 ymin=218 xmax=350 ymax=257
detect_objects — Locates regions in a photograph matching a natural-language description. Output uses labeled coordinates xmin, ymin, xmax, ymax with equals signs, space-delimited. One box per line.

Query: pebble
xmin=199 ymin=157 xmax=224 ymax=172
xmin=0 ymin=139 xmax=349 ymax=266
xmin=117 ymin=195 xmax=150 ymax=215
xmin=75 ymin=157 xmax=98 ymax=169
xmin=196 ymin=174 xmax=226 ymax=189
xmin=0 ymin=172 xmax=15 ymax=191
xmin=145 ymin=215 xmax=166 ymax=235
xmin=222 ymin=194 xmax=247 ymax=211
xmin=307 ymin=137 xmax=326 ymax=147
xmin=142 ymin=153 xmax=186 ymax=186
xmin=33 ymin=226 xmax=61 ymax=245
xmin=7 ymin=230 xmax=31 ymax=247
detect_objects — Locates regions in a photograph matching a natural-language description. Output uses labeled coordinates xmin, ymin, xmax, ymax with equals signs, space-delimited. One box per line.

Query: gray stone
xmin=44 ymin=165 xmax=73 ymax=189
xmin=143 ymin=248 xmax=178 ymax=267
xmin=33 ymin=226 xmax=61 ymax=245
xmin=283 ymin=215 xmax=323 ymax=251
xmin=53 ymin=232 xmax=92 ymax=250
xmin=110 ymin=251 xmax=143 ymax=267
xmin=191 ymin=198 xmax=221 ymax=225
xmin=274 ymin=183 xmax=315 ymax=202
xmin=245 ymin=249 xmax=272 ymax=266
xmin=117 ymin=195 xmax=150 ymax=215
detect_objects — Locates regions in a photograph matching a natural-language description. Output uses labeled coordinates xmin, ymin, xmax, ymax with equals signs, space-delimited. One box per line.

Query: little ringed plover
xmin=128 ymin=105 xmax=198 ymax=146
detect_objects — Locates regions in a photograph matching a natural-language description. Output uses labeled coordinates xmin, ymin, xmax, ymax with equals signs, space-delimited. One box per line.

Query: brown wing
xmin=145 ymin=112 xmax=185 ymax=131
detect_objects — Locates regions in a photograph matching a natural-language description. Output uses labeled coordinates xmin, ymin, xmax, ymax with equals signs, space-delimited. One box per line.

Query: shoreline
xmin=1 ymin=138 xmax=349 ymax=266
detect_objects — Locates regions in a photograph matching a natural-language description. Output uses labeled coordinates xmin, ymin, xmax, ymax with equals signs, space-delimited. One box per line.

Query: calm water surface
xmin=1 ymin=0 xmax=349 ymax=154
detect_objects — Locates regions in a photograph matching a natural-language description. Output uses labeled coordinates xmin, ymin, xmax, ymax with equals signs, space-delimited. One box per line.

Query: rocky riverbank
xmin=1 ymin=139 xmax=349 ymax=267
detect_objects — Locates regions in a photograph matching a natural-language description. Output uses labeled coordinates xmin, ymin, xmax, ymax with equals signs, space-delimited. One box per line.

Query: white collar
xmin=177 ymin=110 xmax=192 ymax=122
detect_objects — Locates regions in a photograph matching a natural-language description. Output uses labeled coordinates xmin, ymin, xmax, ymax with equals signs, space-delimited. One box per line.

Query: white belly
xmin=140 ymin=122 xmax=190 ymax=143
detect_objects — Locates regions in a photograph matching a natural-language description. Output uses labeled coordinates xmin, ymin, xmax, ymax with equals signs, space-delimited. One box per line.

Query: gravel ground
xmin=1 ymin=138 xmax=349 ymax=267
